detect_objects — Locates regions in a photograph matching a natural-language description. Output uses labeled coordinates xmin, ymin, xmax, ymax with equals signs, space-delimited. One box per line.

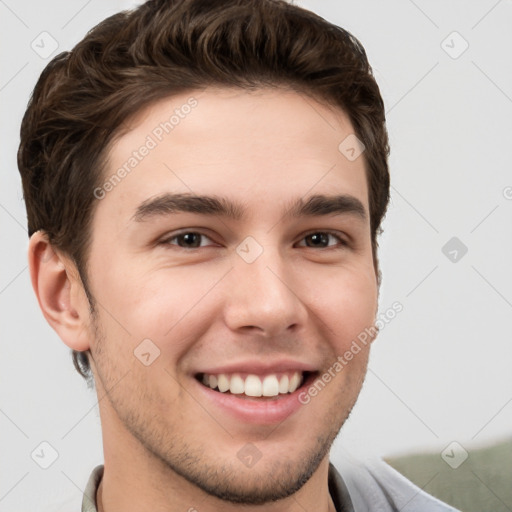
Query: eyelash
xmin=159 ymin=230 xmax=348 ymax=250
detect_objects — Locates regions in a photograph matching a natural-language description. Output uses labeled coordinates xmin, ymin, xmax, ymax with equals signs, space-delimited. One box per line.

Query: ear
xmin=28 ymin=231 xmax=92 ymax=352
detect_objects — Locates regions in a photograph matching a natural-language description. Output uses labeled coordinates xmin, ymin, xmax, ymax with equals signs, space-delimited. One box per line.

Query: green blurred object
xmin=385 ymin=438 xmax=512 ymax=512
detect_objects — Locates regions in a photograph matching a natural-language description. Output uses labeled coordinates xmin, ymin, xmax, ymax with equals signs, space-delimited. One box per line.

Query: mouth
xmin=195 ymin=370 xmax=316 ymax=401
xmin=192 ymin=362 xmax=320 ymax=424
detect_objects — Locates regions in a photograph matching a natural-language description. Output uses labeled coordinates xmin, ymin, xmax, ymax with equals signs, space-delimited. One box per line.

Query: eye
xmin=160 ymin=230 xmax=348 ymax=250
xmin=296 ymin=231 xmax=348 ymax=249
xmin=161 ymin=231 xmax=215 ymax=249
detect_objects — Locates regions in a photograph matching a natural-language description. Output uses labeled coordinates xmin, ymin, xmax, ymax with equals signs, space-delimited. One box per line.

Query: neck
xmin=95 ymin=457 xmax=336 ymax=512
xmin=96 ymin=479 xmax=104 ymax=512
xmin=97 ymin=478 xmax=337 ymax=512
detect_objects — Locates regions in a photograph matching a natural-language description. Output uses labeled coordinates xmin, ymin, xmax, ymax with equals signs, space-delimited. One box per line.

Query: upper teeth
xmin=201 ymin=371 xmax=303 ymax=397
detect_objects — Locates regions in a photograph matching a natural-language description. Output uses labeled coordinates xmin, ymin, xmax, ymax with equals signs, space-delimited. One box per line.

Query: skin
xmin=29 ymin=87 xmax=379 ymax=512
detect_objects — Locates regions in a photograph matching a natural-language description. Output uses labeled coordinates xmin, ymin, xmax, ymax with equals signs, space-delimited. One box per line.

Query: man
xmin=18 ymin=0 xmax=458 ymax=510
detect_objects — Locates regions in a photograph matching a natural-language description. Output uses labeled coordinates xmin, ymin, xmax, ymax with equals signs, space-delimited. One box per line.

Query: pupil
xmin=183 ymin=233 xmax=199 ymax=247
xmin=310 ymin=233 xmax=327 ymax=246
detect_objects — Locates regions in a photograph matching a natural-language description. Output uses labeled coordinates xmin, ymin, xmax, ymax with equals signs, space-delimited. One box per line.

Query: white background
xmin=1 ymin=0 xmax=511 ymax=510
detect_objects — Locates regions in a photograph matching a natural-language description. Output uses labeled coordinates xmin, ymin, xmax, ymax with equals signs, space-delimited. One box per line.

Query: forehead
xmin=94 ymin=86 xmax=369 ymax=229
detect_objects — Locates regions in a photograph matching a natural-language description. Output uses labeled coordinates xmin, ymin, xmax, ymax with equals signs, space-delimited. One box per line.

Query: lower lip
xmin=193 ymin=374 xmax=316 ymax=425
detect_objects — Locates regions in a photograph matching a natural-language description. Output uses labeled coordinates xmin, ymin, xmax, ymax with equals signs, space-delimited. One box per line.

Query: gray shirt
xmin=81 ymin=460 xmax=459 ymax=511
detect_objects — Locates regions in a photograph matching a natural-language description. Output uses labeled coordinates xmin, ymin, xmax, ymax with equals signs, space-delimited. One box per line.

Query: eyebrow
xmin=131 ymin=192 xmax=367 ymax=223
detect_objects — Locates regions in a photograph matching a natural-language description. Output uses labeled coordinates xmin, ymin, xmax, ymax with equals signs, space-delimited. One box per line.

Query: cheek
xmin=91 ymin=265 xmax=220 ymax=361
xmin=307 ymin=265 xmax=377 ymax=351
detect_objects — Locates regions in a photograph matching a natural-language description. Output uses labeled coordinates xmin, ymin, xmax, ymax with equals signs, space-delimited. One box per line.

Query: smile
xmin=193 ymin=368 xmax=318 ymax=424
xmin=198 ymin=371 xmax=307 ymax=398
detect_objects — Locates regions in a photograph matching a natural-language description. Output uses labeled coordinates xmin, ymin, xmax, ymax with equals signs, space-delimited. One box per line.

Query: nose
xmin=222 ymin=244 xmax=307 ymax=337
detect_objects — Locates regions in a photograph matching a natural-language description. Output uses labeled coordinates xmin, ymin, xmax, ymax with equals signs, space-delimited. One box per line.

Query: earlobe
xmin=28 ymin=231 xmax=91 ymax=352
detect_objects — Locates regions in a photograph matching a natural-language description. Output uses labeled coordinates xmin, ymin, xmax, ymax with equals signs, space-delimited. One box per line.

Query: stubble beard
xmin=88 ymin=311 xmax=367 ymax=506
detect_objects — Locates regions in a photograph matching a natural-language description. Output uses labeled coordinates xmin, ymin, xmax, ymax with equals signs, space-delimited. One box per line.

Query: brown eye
xmin=298 ymin=231 xmax=347 ymax=249
xmin=161 ymin=231 xmax=214 ymax=249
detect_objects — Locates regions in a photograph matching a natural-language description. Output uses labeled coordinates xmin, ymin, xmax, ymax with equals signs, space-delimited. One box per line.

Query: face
xmin=85 ymin=87 xmax=378 ymax=504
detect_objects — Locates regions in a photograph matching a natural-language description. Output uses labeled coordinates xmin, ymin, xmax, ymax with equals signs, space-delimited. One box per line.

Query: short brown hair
xmin=18 ymin=0 xmax=390 ymax=385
